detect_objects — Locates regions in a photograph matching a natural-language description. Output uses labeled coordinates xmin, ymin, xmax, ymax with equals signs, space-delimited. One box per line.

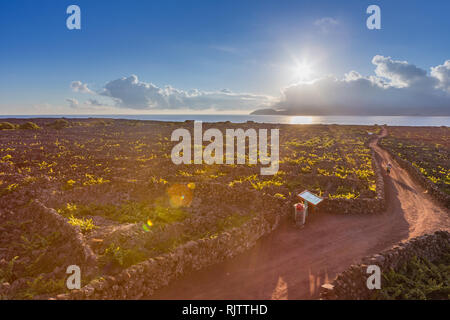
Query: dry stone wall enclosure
xmin=0 ymin=201 xmax=97 ymax=299
xmin=52 ymin=136 xmax=388 ymax=299
xmin=320 ymin=231 xmax=450 ymax=300
xmin=319 ymin=143 xmax=386 ymax=215
xmin=54 ymin=205 xmax=288 ymax=299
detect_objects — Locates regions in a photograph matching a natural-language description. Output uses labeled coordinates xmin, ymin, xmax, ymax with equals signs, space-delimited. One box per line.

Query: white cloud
xmin=66 ymin=98 xmax=79 ymax=109
xmin=273 ymin=56 xmax=450 ymax=115
xmin=431 ymin=60 xmax=450 ymax=92
xmin=98 ymin=75 xmax=273 ymax=111
xmin=85 ymin=98 xmax=108 ymax=107
xmin=314 ymin=17 xmax=339 ymax=33
xmin=70 ymin=81 xmax=94 ymax=94
xmin=66 ymin=97 xmax=111 ymax=110
xmin=372 ymin=55 xmax=436 ymax=89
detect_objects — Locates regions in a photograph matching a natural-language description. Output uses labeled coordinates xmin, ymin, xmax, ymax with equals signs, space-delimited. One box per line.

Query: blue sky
xmin=0 ymin=0 xmax=449 ymax=115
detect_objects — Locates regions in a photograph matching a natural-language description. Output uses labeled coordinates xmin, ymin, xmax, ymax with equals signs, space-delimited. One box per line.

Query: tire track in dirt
xmin=147 ymin=127 xmax=450 ymax=300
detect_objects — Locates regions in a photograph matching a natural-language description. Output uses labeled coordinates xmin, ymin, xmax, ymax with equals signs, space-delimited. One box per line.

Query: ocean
xmin=0 ymin=115 xmax=449 ymax=127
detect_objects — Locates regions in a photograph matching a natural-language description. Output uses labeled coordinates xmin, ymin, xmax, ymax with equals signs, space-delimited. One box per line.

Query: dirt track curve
xmin=148 ymin=127 xmax=450 ymax=300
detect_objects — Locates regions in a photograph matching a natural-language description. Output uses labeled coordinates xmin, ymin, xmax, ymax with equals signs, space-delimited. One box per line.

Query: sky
xmin=0 ymin=0 xmax=449 ymax=115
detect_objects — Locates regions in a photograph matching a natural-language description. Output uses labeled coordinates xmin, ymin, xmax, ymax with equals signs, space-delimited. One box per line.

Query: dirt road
xmin=148 ymin=128 xmax=450 ymax=300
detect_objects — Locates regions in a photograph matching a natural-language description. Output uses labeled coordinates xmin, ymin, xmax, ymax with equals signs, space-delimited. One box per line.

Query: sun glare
xmin=289 ymin=116 xmax=314 ymax=124
xmin=294 ymin=62 xmax=314 ymax=81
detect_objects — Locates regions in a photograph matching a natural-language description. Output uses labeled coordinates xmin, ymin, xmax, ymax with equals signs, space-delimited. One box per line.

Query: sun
xmin=294 ymin=62 xmax=314 ymax=81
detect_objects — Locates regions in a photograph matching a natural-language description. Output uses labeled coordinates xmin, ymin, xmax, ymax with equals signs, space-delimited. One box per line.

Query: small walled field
xmin=321 ymin=231 xmax=450 ymax=300
xmin=380 ymin=126 xmax=450 ymax=195
xmin=0 ymin=118 xmax=380 ymax=299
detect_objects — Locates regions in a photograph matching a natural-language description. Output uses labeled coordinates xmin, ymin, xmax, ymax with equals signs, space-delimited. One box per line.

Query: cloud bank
xmin=97 ymin=75 xmax=273 ymax=111
xmin=272 ymin=56 xmax=450 ymax=116
xmin=70 ymin=55 xmax=450 ymax=115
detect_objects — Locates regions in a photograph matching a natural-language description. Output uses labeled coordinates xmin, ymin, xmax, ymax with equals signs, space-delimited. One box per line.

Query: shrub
xmin=63 ymin=179 xmax=77 ymax=190
xmin=99 ymin=244 xmax=147 ymax=269
xmin=67 ymin=215 xmax=97 ymax=233
xmin=18 ymin=122 xmax=41 ymax=130
xmin=377 ymin=253 xmax=450 ymax=300
xmin=0 ymin=256 xmax=19 ymax=283
xmin=47 ymin=119 xmax=70 ymax=130
xmin=17 ymin=276 xmax=66 ymax=299
xmin=0 ymin=183 xmax=19 ymax=196
xmin=0 ymin=122 xmax=16 ymax=130
xmin=329 ymin=186 xmax=360 ymax=199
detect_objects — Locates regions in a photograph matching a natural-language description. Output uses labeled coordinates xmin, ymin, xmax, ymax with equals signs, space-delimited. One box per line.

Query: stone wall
xmin=320 ymin=230 xmax=450 ymax=300
xmin=29 ymin=201 xmax=97 ymax=268
xmin=0 ymin=201 xmax=97 ymax=299
xmin=381 ymin=145 xmax=450 ymax=208
xmin=54 ymin=207 xmax=287 ymax=299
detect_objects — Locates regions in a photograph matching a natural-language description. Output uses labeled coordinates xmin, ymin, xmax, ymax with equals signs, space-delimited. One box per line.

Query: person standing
xmin=386 ymin=162 xmax=392 ymax=175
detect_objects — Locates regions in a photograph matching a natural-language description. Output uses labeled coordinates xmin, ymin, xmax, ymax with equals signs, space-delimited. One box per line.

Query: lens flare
xmin=142 ymin=219 xmax=154 ymax=232
xmin=187 ymin=182 xmax=196 ymax=189
xmin=167 ymin=183 xmax=193 ymax=207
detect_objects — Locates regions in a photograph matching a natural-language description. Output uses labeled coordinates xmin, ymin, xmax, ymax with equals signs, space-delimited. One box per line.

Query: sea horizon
xmin=0 ymin=114 xmax=449 ymax=127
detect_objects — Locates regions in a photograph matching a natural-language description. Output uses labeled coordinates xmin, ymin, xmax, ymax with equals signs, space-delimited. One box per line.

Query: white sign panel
xmin=298 ymin=190 xmax=323 ymax=206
